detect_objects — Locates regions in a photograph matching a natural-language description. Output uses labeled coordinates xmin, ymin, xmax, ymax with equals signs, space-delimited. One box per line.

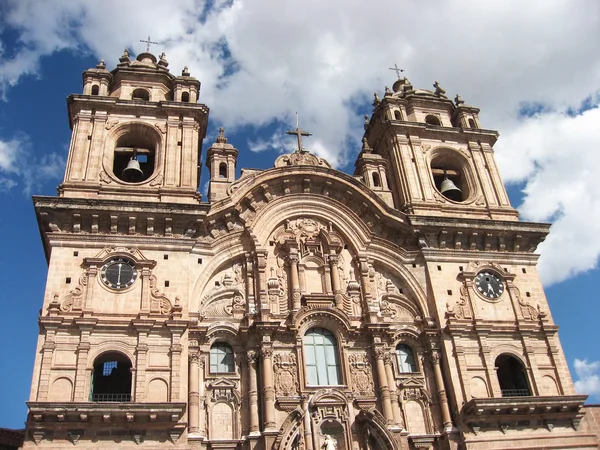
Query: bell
xmin=440 ymin=172 xmax=462 ymax=202
xmin=122 ymin=156 xmax=144 ymax=182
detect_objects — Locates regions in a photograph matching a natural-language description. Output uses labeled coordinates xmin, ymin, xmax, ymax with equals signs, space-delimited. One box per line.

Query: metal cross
xmin=286 ymin=112 xmax=312 ymax=152
xmin=140 ymin=36 xmax=159 ymax=52
xmin=388 ymin=63 xmax=404 ymax=79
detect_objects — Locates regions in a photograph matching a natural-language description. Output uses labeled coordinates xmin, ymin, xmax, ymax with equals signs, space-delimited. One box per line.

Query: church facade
xmin=23 ymin=50 xmax=600 ymax=449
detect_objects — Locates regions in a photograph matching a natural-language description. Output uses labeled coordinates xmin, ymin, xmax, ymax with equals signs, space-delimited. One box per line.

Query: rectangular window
xmin=304 ymin=328 xmax=341 ymax=386
xmin=103 ymin=361 xmax=118 ymax=376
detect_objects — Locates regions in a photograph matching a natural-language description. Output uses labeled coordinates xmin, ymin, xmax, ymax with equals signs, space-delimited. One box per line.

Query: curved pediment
xmin=204 ymin=165 xmax=413 ymax=248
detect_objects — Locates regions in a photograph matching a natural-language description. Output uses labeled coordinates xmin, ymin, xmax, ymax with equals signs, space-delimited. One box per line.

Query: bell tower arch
xmin=61 ymin=49 xmax=209 ymax=204
xmin=364 ymin=76 xmax=517 ymax=221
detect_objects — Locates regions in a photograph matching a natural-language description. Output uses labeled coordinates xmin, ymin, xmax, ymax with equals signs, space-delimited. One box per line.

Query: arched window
xmin=132 ymin=88 xmax=150 ymax=101
xmin=210 ymin=342 xmax=235 ymax=373
xmin=219 ymin=162 xmax=227 ymax=178
xmin=113 ymin=124 xmax=158 ymax=183
xmin=303 ymin=328 xmax=342 ymax=386
xmin=372 ymin=172 xmax=381 ymax=188
xmin=425 ymin=115 xmax=441 ymax=126
xmin=396 ymin=344 xmax=417 ymax=373
xmin=91 ymin=85 xmax=99 ymax=96
xmin=91 ymin=352 xmax=132 ymax=402
xmin=181 ymin=91 xmax=190 ymax=102
xmin=394 ymin=110 xmax=401 ymax=120
xmin=468 ymin=118 xmax=476 ymax=128
xmin=496 ymin=354 xmax=531 ymax=397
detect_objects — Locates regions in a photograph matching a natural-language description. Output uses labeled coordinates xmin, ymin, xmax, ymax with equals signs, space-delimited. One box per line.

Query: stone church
xmin=22 ymin=49 xmax=600 ymax=450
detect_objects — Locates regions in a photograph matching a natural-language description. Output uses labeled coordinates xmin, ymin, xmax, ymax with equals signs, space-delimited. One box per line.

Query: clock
xmin=474 ymin=270 xmax=504 ymax=299
xmin=100 ymin=257 xmax=137 ymax=290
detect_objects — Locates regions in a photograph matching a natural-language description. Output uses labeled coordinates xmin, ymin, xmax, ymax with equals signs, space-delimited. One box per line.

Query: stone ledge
xmin=461 ymin=395 xmax=588 ymax=433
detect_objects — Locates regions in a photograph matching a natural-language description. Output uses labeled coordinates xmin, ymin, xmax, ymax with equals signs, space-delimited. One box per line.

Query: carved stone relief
xmin=60 ymin=273 xmax=88 ymax=312
xmin=273 ymin=352 xmax=299 ymax=396
xmin=349 ymin=353 xmax=374 ymax=396
xmin=199 ymin=262 xmax=246 ymax=319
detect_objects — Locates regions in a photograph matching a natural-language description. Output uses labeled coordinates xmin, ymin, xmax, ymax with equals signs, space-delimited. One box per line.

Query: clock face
xmin=474 ymin=270 xmax=504 ymax=299
xmin=101 ymin=258 xmax=137 ymax=290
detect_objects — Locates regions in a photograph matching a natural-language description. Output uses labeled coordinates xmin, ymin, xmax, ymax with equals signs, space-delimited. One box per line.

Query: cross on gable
xmin=285 ymin=113 xmax=312 ymax=152
xmin=389 ymin=63 xmax=404 ymax=79
xmin=140 ymin=36 xmax=159 ymax=52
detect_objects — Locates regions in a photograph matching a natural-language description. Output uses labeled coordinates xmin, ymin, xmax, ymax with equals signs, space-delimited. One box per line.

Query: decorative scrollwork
xmin=273 ymin=353 xmax=299 ymax=396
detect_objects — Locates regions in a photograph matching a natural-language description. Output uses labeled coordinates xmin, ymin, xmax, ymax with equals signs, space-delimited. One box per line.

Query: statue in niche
xmin=323 ymin=435 xmax=336 ymax=450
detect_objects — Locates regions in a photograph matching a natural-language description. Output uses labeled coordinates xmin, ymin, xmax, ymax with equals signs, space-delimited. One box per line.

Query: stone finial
xmin=96 ymin=59 xmax=106 ymax=70
xmin=384 ymin=86 xmax=393 ymax=97
xmin=361 ymin=137 xmax=373 ymax=154
xmin=433 ymin=81 xmax=446 ymax=97
xmin=372 ymin=92 xmax=381 ymax=107
xmin=364 ymin=114 xmax=370 ymax=130
xmin=182 ymin=66 xmax=190 ymax=77
xmin=158 ymin=52 xmax=169 ymax=68
xmin=119 ymin=48 xmax=131 ymax=63
xmin=454 ymin=94 xmax=465 ymax=106
xmin=216 ymin=127 xmax=228 ymax=143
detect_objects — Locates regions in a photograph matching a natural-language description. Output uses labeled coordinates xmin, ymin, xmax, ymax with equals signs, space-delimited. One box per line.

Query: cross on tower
xmin=286 ymin=113 xmax=312 ymax=153
xmin=388 ymin=63 xmax=404 ymax=79
xmin=140 ymin=36 xmax=159 ymax=52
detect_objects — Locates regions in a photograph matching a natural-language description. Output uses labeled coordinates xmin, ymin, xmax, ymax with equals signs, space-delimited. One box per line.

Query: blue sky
xmin=1 ymin=0 xmax=600 ymax=428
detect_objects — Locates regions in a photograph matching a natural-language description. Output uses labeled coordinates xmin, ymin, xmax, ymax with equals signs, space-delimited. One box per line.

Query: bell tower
xmin=61 ymin=49 xmax=208 ymax=204
xmin=26 ymin=50 xmax=211 ymax=449
xmin=365 ymin=77 xmax=517 ymax=221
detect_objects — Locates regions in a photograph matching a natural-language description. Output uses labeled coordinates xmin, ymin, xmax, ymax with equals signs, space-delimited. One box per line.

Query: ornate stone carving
xmin=105 ymin=119 xmax=119 ymax=130
xmin=273 ymin=352 xmax=299 ymax=396
xmin=446 ymin=285 xmax=473 ymax=320
xmin=349 ymin=353 xmax=374 ymax=396
xmin=274 ymin=149 xmax=331 ymax=169
xmin=511 ymin=284 xmax=546 ymax=321
xmin=199 ymin=262 xmax=246 ymax=319
xmin=60 ymin=273 xmax=88 ymax=312
xmin=99 ymin=170 xmax=112 ymax=184
xmin=149 ymin=173 xmax=163 ymax=187
xmin=149 ymin=275 xmax=173 ymax=315
xmin=154 ymin=122 xmax=167 ymax=134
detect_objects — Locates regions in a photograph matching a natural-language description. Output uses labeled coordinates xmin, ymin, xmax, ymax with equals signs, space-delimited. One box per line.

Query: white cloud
xmin=2 ymin=0 xmax=600 ymax=281
xmin=496 ymin=106 xmax=600 ymax=285
xmin=574 ymin=359 xmax=600 ymax=398
xmin=0 ymin=138 xmax=21 ymax=173
xmin=0 ymin=135 xmax=65 ymax=194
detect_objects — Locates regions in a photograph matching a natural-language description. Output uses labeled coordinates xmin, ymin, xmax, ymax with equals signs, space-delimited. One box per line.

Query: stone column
xmin=288 ymin=250 xmax=301 ymax=310
xmin=198 ymin=357 xmax=207 ymax=437
xmin=301 ymin=395 xmax=314 ymax=450
xmin=165 ymin=117 xmax=180 ymax=186
xmin=133 ymin=320 xmax=153 ymax=401
xmin=188 ymin=353 xmax=200 ymax=433
xmin=247 ymin=351 xmax=260 ymax=434
xmin=374 ymin=347 xmax=394 ymax=424
xmin=36 ymin=318 xmax=62 ymax=401
xmin=383 ymin=351 xmax=403 ymax=428
xmin=245 ymin=253 xmax=256 ymax=315
xmin=167 ymin=322 xmax=186 ymax=401
xmin=37 ymin=342 xmax=56 ymax=401
xmin=73 ymin=318 xmax=96 ymax=401
xmin=328 ymin=253 xmax=343 ymax=308
xmin=180 ymin=117 xmax=195 ymax=187
xmin=431 ymin=351 xmax=453 ymax=429
xmin=256 ymin=251 xmax=269 ymax=318
xmin=261 ymin=346 xmax=276 ymax=430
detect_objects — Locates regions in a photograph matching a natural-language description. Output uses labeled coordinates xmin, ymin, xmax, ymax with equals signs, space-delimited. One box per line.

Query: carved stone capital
xmin=247 ymin=350 xmax=259 ymax=366
xmin=261 ymin=347 xmax=273 ymax=359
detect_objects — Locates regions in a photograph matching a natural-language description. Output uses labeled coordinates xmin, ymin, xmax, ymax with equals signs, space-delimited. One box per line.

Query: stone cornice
xmin=67 ymin=94 xmax=209 ymax=129
xmin=461 ymin=395 xmax=587 ymax=432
